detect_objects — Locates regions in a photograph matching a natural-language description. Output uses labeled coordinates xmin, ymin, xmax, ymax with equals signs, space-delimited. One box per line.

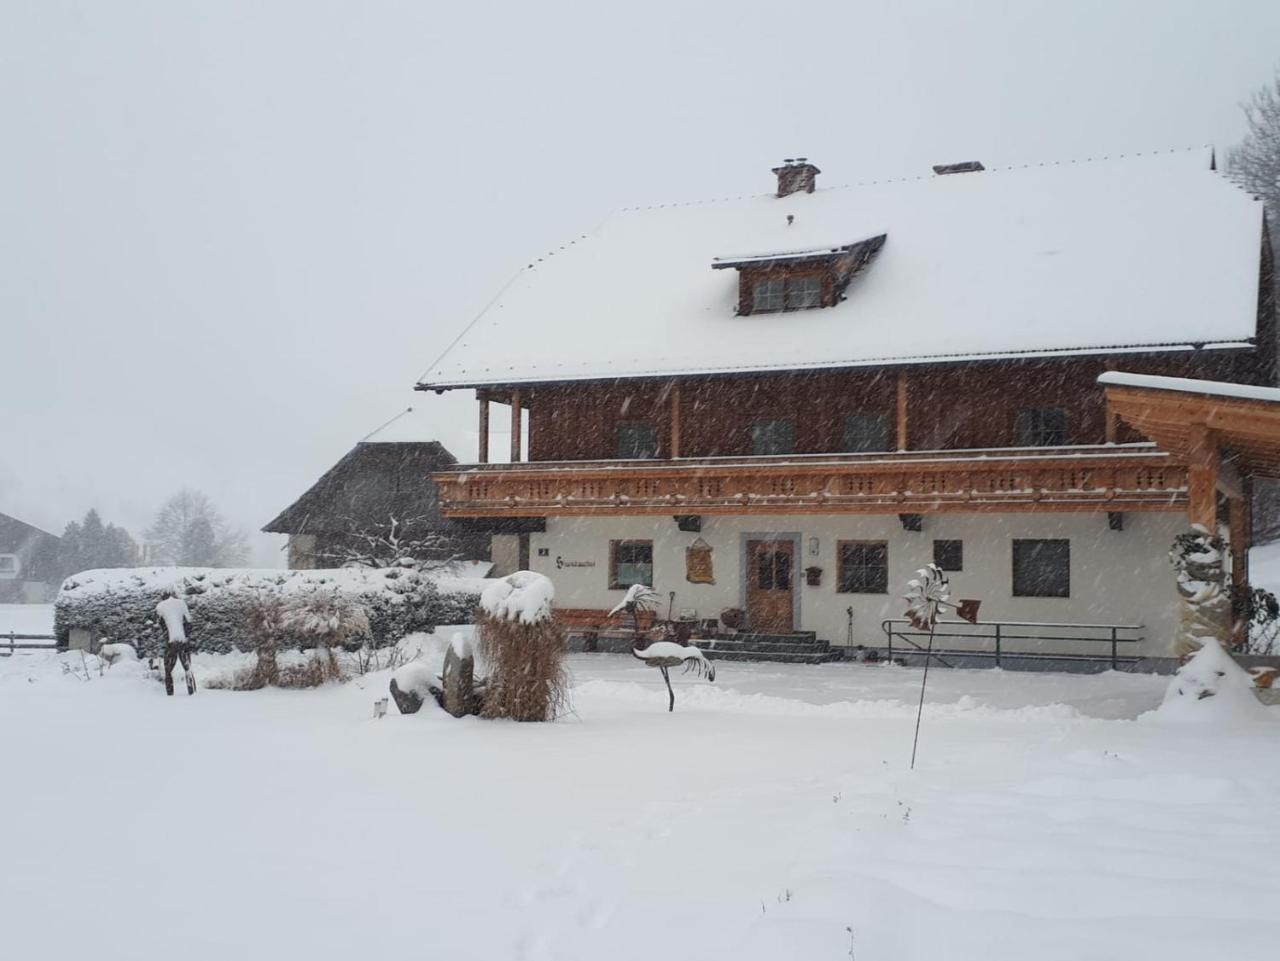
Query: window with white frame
xmin=752 ymin=279 xmax=785 ymax=312
xmin=0 ymin=554 xmax=19 ymax=579
xmin=785 ymin=275 xmax=822 ymax=308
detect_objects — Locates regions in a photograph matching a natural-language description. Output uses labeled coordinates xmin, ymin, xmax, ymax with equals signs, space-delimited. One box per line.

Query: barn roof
xmin=262 ymin=441 xmax=460 ymax=536
xmin=0 ymin=512 xmax=59 ymax=548
xmin=417 ymin=148 xmax=1265 ymax=390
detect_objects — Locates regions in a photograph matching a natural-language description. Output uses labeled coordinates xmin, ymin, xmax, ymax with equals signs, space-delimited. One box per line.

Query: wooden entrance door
xmin=747 ymin=539 xmax=795 ymax=633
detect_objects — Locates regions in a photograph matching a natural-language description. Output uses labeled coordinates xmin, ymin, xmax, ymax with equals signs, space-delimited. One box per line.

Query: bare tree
xmin=1228 ymin=72 xmax=1280 ymax=237
xmin=146 ymin=489 xmax=249 ymax=567
xmin=309 ymin=515 xmax=461 ymax=570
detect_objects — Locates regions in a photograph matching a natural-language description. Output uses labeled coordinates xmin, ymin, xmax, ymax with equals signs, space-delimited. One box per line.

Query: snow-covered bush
xmin=1239 ymin=585 xmax=1280 ymax=655
xmin=281 ymin=589 xmax=371 ymax=683
xmin=476 ymin=571 xmax=567 ymax=722
xmin=1152 ymin=641 xmax=1267 ymax=722
xmin=54 ymin=566 xmax=484 ymax=655
xmin=1169 ymin=526 xmax=1231 ymax=657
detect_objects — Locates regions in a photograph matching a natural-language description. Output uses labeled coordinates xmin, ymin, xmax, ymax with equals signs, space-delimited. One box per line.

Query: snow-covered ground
xmin=1250 ymin=540 xmax=1280 ymax=595
xmin=0 ymin=603 xmax=53 ymax=636
xmin=0 ymin=632 xmax=1277 ymax=961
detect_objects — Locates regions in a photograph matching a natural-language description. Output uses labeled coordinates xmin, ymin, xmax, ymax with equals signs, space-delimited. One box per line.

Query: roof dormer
xmin=711 ymin=236 xmax=887 ymax=315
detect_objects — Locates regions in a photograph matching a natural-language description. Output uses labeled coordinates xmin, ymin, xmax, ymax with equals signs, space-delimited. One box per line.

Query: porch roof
xmin=1100 ymin=372 xmax=1280 ymax=478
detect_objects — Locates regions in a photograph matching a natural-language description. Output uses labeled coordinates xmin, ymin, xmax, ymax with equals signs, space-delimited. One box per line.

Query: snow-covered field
xmin=1 ymin=632 xmax=1277 ymax=961
xmin=0 ymin=603 xmax=53 ymax=636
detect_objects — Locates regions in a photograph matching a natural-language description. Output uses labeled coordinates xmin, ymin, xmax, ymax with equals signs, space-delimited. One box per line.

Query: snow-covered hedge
xmin=54 ymin=566 xmax=487 ymax=654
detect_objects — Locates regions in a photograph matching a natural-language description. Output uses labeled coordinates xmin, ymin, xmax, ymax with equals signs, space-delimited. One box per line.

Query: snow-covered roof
xmin=418 ymin=149 xmax=1264 ymax=389
xmin=1097 ymin=372 xmax=1280 ymax=405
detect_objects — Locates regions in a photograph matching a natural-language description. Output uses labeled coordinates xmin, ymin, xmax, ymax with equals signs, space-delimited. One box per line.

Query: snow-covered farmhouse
xmin=0 ymin=512 xmax=60 ymax=603
xmin=417 ymin=151 xmax=1275 ymax=663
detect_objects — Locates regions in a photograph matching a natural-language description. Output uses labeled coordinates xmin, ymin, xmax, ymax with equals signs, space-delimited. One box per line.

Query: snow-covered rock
xmin=479 ymin=571 xmax=555 ymax=625
xmin=389 ymin=661 xmax=438 ymax=715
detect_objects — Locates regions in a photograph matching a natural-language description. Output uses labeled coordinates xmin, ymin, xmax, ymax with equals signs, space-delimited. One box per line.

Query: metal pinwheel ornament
xmin=904 ymin=564 xmax=981 ymax=770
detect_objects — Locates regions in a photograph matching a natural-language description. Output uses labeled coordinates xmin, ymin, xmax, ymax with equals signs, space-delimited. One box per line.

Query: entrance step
xmin=692 ymin=632 xmax=842 ymax=664
xmin=700 ymin=648 xmax=844 ymax=665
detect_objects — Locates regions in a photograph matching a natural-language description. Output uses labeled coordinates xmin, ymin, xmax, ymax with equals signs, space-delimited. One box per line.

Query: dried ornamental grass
xmin=475 ymin=572 xmax=568 ymax=722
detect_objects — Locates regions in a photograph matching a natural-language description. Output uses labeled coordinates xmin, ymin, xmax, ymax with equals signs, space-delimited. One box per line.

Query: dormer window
xmin=752 ymin=275 xmax=823 ymax=313
xmin=753 ymin=279 xmax=785 ymax=312
xmin=712 ymin=235 xmax=887 ymax=316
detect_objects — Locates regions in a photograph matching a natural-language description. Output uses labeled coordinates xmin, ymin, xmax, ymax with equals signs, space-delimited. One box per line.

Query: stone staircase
xmin=692 ymin=631 xmax=843 ymax=665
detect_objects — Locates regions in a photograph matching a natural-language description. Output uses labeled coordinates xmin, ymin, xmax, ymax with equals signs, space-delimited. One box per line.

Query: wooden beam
xmin=1186 ymin=423 xmax=1219 ymax=529
xmin=477 ymin=393 xmax=490 ymax=464
xmin=896 ymin=371 xmax=909 ymax=451
xmin=1104 ymin=361 xmax=1118 ymax=444
xmin=670 ymin=382 xmax=681 ymax=459
xmin=510 ymin=389 xmax=522 ymax=463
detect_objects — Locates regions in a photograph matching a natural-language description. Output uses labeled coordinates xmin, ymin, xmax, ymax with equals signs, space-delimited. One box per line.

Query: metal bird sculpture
xmin=610 ymin=584 xmax=716 ymax=711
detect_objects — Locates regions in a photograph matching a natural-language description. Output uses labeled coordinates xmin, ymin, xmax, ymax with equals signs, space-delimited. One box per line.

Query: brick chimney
xmin=772 ymin=158 xmax=820 ymax=198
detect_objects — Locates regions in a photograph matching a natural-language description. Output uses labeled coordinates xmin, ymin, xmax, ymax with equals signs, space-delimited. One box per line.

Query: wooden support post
xmin=1186 ymin=422 xmax=1219 ymax=531
xmin=1229 ymin=489 xmax=1252 ymax=647
xmin=670 ymin=382 xmax=681 ymax=459
xmin=510 ymin=389 xmax=522 ymax=463
xmin=477 ymin=392 xmax=490 ymax=464
xmin=1103 ymin=360 xmax=1118 ymax=444
xmin=896 ymin=370 xmax=909 ymax=452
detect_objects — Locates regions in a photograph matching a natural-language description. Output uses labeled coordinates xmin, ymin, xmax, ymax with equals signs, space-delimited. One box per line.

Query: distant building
xmin=0 ymin=513 xmax=61 ymax=603
xmin=263 ymin=440 xmax=489 ymax=569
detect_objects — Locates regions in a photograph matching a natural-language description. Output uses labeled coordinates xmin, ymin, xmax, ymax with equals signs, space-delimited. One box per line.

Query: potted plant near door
xmin=719 ymin=607 xmax=746 ymax=633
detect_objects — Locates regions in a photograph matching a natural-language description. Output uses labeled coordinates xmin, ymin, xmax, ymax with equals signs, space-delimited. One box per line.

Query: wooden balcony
xmin=433 ymin=444 xmax=1188 ymax=517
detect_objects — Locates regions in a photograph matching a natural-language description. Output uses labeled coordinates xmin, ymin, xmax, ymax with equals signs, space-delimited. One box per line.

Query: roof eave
xmin=414 ymin=339 xmax=1257 ymax=392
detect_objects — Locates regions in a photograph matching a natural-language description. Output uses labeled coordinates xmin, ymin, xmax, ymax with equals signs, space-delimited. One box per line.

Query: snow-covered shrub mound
xmin=480 ymin=571 xmax=555 ymax=625
xmin=1151 ymin=642 xmax=1269 ymax=722
xmin=98 ymin=643 xmax=138 ymax=665
xmin=55 ymin=566 xmax=488 ymax=655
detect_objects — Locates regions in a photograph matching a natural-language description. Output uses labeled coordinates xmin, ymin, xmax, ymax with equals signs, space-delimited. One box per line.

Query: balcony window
xmin=837 ymin=541 xmax=888 ymax=593
xmin=610 ymin=540 xmax=654 ymax=589
xmin=841 ymin=413 xmax=891 ymax=452
xmin=752 ymin=419 xmax=795 ymax=456
xmin=617 ymin=423 xmax=658 ymax=459
xmin=1015 ymin=407 xmax=1067 ymax=447
xmin=1012 ymin=538 xmax=1070 ymax=597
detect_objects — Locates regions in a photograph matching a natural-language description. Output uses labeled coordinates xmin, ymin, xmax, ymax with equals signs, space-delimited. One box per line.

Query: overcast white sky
xmin=4 ymin=0 xmax=1280 ymax=565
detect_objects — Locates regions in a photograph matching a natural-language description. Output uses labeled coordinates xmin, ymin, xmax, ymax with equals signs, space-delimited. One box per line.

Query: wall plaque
xmin=685 ymin=537 xmax=714 ymax=584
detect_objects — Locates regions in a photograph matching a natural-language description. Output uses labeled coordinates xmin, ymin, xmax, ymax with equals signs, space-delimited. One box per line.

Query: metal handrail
xmin=881 ymin=618 xmax=1145 ymax=669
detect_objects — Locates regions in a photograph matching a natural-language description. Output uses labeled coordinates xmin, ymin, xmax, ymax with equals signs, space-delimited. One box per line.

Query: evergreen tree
xmin=56 ymin=509 xmax=140 ymax=579
xmin=146 ymin=490 xmax=248 ymax=567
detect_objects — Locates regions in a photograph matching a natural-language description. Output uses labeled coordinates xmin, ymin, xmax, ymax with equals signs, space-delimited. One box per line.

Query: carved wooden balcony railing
xmin=433 ymin=445 xmax=1188 ymax=517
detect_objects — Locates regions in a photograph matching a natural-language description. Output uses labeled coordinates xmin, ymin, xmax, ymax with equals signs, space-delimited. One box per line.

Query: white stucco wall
xmin=490 ymin=534 xmax=522 ymax=577
xmin=528 ymin=511 xmax=1185 ymax=657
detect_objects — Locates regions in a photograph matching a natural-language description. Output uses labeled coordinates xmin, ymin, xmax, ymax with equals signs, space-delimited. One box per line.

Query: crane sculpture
xmin=609 ymin=584 xmax=716 ymax=712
